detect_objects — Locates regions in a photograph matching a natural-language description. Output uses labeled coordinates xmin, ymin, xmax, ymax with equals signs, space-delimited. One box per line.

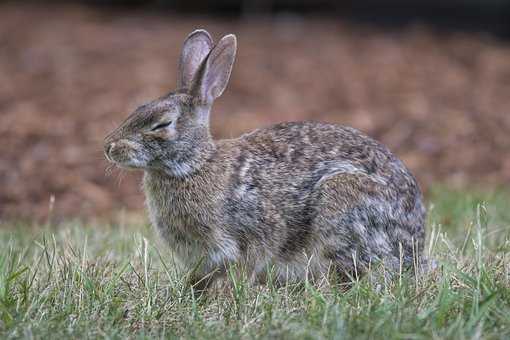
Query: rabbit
xmin=104 ymin=29 xmax=426 ymax=290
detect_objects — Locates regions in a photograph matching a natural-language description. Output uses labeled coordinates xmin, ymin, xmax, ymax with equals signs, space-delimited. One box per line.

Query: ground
xmin=1 ymin=4 xmax=509 ymax=338
xmin=0 ymin=187 xmax=509 ymax=339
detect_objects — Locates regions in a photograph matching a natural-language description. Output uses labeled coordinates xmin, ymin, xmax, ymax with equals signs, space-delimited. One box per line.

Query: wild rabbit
xmin=104 ymin=29 xmax=426 ymax=290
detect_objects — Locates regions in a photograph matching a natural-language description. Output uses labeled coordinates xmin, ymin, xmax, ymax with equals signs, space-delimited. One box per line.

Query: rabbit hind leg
xmin=312 ymin=172 xmax=402 ymax=282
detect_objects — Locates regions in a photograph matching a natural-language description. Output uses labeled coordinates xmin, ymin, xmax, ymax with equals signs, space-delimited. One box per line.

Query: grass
xmin=0 ymin=187 xmax=509 ymax=339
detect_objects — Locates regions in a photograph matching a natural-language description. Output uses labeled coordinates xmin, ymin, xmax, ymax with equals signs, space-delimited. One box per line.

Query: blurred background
xmin=1 ymin=0 xmax=510 ymax=221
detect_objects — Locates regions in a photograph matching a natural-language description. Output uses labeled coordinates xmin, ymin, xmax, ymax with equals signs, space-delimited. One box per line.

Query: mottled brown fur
xmin=104 ymin=30 xmax=426 ymax=289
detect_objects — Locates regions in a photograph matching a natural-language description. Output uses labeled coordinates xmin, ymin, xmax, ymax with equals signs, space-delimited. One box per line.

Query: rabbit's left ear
xmin=178 ymin=29 xmax=214 ymax=89
xmin=191 ymin=34 xmax=237 ymax=105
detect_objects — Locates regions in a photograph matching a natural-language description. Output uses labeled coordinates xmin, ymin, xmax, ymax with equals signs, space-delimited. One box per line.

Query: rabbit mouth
xmin=107 ymin=155 xmax=145 ymax=170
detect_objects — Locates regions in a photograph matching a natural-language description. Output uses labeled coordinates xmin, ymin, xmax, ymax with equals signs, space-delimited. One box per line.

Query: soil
xmin=1 ymin=4 xmax=510 ymax=220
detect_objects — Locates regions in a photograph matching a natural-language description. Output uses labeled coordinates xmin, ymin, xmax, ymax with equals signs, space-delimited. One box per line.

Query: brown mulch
xmin=1 ymin=4 xmax=510 ymax=220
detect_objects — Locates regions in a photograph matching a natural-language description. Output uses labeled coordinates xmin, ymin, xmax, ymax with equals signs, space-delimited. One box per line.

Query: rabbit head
xmin=104 ymin=30 xmax=237 ymax=176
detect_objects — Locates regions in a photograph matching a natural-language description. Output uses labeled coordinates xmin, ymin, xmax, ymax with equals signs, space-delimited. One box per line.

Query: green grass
xmin=0 ymin=187 xmax=509 ymax=339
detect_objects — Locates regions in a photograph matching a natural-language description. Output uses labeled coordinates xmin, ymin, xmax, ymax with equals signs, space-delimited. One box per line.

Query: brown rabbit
xmin=104 ymin=29 xmax=426 ymax=290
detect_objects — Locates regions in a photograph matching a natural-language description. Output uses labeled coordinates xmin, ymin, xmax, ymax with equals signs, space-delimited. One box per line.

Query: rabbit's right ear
xmin=191 ymin=34 xmax=237 ymax=105
xmin=178 ymin=29 xmax=213 ymax=89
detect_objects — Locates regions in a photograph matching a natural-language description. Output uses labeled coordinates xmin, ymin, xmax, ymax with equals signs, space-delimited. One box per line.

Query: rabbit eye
xmin=151 ymin=121 xmax=172 ymax=131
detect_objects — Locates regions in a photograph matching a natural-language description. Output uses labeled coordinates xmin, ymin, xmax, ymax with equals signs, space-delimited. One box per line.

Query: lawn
xmin=0 ymin=187 xmax=509 ymax=339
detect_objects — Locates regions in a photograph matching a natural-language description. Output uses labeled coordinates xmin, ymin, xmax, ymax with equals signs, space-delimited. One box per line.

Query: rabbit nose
xmin=105 ymin=142 xmax=115 ymax=159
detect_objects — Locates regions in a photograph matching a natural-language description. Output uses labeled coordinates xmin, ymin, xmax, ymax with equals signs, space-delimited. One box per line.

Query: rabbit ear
xmin=178 ymin=29 xmax=213 ymax=89
xmin=191 ymin=34 xmax=237 ymax=105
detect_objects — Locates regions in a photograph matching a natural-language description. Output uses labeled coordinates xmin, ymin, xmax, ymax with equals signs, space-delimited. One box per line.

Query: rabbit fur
xmin=104 ymin=29 xmax=426 ymax=289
